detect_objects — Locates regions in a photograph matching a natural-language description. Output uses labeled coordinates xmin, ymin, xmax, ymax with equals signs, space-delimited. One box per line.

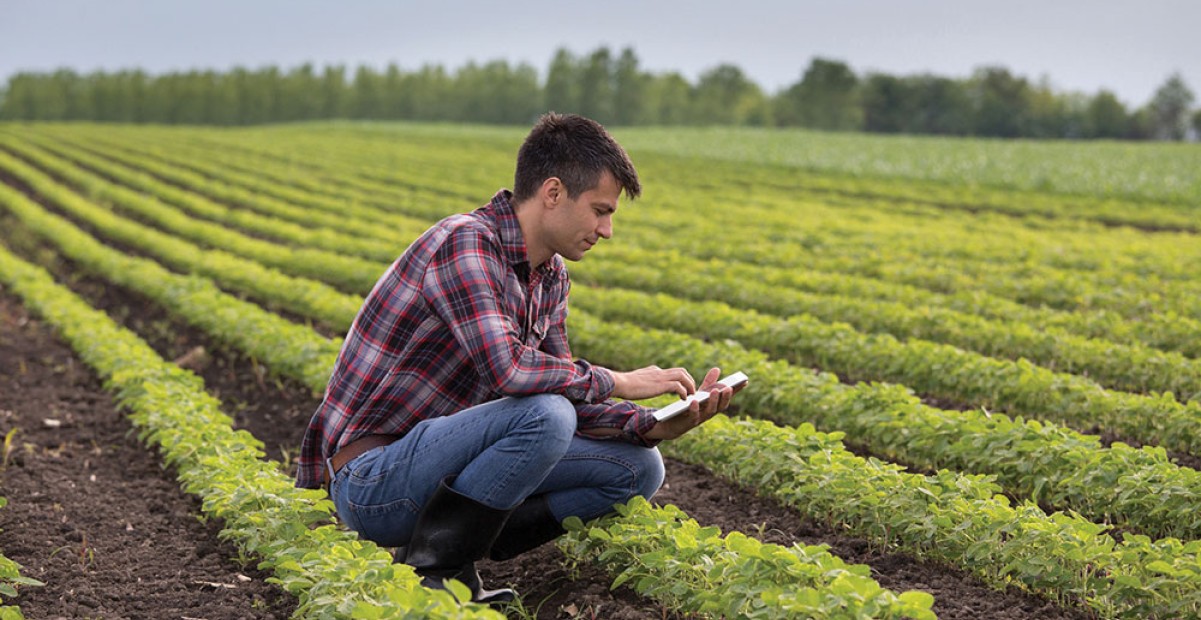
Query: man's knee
xmin=632 ymin=447 xmax=666 ymax=500
xmin=516 ymin=394 xmax=576 ymax=446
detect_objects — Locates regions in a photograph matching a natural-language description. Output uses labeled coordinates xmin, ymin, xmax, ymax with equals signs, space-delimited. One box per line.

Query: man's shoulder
xmin=415 ymin=211 xmax=497 ymax=249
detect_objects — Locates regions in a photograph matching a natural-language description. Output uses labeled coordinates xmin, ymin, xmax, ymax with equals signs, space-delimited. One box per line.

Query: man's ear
xmin=541 ymin=177 xmax=564 ymax=207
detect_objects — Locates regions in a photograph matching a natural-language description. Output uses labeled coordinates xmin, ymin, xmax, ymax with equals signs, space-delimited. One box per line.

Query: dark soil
xmin=0 ymin=250 xmax=1095 ymax=620
xmin=0 ymin=293 xmax=296 ymax=620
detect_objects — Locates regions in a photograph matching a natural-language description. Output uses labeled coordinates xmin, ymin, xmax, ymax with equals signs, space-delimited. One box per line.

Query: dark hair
xmin=512 ymin=112 xmax=641 ymax=203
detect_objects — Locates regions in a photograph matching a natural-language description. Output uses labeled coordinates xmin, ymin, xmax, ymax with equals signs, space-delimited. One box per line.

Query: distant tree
xmin=492 ymin=61 xmax=540 ymax=123
xmin=691 ymin=64 xmax=764 ymax=125
xmin=35 ymin=69 xmax=78 ymax=120
xmin=861 ymin=73 xmax=914 ymax=133
xmin=544 ymin=48 xmax=579 ymax=114
xmin=1026 ymin=77 xmax=1075 ymax=138
xmin=283 ymin=63 xmax=323 ymax=121
xmin=909 ymin=75 xmax=971 ymax=135
xmin=1125 ymin=106 xmax=1154 ymax=140
xmin=107 ymin=70 xmax=148 ymax=122
xmin=320 ymin=65 xmax=348 ymax=119
xmin=776 ymin=58 xmax=862 ymax=130
xmin=454 ymin=60 xmax=541 ymax=124
xmin=87 ymin=72 xmax=118 ymax=122
xmin=449 ymin=61 xmax=483 ymax=120
xmin=219 ymin=67 xmax=257 ymax=124
xmin=612 ymin=47 xmax=647 ymax=125
xmin=644 ymin=72 xmax=692 ymax=125
xmin=1083 ymin=90 xmax=1130 ymax=139
xmin=1193 ymin=108 xmax=1201 ymax=141
xmin=0 ymin=73 xmax=37 ymax=120
xmin=352 ymin=65 xmax=383 ymax=119
xmin=3 ymin=46 xmax=1184 ymax=141
xmin=1148 ymin=73 xmax=1195 ymax=140
xmin=381 ymin=63 xmax=405 ymax=120
xmin=405 ymin=65 xmax=452 ymax=121
xmin=969 ymin=66 xmax=1032 ymax=137
xmin=577 ymin=47 xmax=615 ymax=123
xmin=199 ymin=70 xmax=236 ymax=125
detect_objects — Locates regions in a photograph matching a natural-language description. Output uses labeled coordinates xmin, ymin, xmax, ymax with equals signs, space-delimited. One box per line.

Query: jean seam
xmin=476 ymin=439 xmax=541 ymax=509
xmin=556 ymin=452 xmax=641 ymax=499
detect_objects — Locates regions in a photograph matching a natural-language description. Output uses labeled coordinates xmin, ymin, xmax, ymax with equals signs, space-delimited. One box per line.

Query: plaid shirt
xmin=296 ymin=190 xmax=657 ymax=488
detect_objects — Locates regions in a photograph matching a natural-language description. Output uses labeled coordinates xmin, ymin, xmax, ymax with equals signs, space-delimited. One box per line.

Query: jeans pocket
xmin=346 ymin=496 xmax=420 ymax=547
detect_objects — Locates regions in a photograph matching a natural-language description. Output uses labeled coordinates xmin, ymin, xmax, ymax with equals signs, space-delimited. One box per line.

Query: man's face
xmin=547 ymin=171 xmax=620 ymax=262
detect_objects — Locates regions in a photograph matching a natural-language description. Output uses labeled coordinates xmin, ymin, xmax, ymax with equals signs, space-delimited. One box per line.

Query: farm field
xmin=0 ymin=120 xmax=1199 ymax=619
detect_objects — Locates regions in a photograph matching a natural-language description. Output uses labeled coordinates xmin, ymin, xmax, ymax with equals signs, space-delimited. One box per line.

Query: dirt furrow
xmin=0 ymin=292 xmax=296 ymax=620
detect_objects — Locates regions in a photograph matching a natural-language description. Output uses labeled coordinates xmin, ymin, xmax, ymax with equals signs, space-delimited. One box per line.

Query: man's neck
xmin=513 ymin=199 xmax=552 ymax=268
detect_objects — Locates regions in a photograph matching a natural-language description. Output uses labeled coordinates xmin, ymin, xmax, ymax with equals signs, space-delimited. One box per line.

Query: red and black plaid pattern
xmin=296 ymin=190 xmax=656 ymax=489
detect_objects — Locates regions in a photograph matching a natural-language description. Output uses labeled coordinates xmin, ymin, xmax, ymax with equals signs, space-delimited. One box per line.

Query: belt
xmin=323 ymin=433 xmax=401 ymax=488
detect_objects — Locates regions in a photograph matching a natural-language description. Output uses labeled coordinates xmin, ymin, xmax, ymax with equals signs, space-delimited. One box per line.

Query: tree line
xmin=2 ymin=46 xmax=1197 ymax=141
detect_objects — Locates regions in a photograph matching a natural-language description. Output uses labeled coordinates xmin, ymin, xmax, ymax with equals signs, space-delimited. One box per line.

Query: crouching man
xmin=295 ymin=113 xmax=739 ymax=603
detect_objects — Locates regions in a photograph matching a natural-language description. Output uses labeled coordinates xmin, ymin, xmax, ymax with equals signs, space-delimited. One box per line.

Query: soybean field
xmin=1 ymin=121 xmax=1200 ymax=619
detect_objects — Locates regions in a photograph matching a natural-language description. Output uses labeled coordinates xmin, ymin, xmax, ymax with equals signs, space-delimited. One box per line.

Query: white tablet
xmin=652 ymin=372 xmax=748 ymax=422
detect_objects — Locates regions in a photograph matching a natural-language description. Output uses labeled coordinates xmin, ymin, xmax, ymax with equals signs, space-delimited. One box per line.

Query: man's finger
xmin=675 ymin=368 xmax=698 ymax=394
xmin=718 ymin=384 xmax=734 ymax=410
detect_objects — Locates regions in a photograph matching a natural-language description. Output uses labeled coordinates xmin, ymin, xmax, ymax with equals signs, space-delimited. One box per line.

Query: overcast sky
xmin=2 ymin=0 xmax=1197 ymax=108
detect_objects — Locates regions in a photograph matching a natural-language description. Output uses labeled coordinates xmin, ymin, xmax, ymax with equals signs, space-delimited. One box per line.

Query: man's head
xmin=512 ymin=112 xmax=640 ymax=204
xmin=511 ymin=113 xmax=640 ymax=266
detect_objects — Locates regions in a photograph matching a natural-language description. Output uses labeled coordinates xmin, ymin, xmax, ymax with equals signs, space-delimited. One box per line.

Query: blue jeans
xmin=328 ymin=394 xmax=665 ymax=548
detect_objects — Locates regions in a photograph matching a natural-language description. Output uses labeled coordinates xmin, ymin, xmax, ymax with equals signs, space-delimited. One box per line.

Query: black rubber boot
xmin=401 ymin=476 xmax=516 ymax=604
xmin=488 ymin=494 xmax=567 ymax=561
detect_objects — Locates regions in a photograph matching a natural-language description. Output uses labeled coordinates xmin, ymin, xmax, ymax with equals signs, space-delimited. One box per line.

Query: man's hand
xmin=645 ymin=368 xmax=743 ymax=441
xmin=610 ymin=365 xmax=697 ymax=401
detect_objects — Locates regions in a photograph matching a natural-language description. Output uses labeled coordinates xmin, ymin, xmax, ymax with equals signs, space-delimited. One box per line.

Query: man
xmin=296 ymin=112 xmax=739 ymax=604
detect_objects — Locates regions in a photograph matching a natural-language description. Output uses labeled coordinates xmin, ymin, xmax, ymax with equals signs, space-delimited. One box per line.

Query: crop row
xmin=558 ymin=497 xmax=936 ymax=619
xmin=0 ymin=149 xmax=361 ymax=332
xmin=613 ymin=124 xmax=1201 ymax=209
xmin=75 ymin=123 xmax=1201 ymax=285
xmin=0 ymin=130 xmax=416 ymax=264
xmin=0 ymin=243 xmax=502 ymax=619
xmin=668 ymin=414 xmax=1201 ymax=619
xmin=0 ymin=184 xmax=932 ymax=619
xmin=25 ymin=125 xmax=1201 ymax=357
xmin=134 ymin=121 xmax=1201 ymax=235
xmin=24 ymin=124 xmax=1201 ymax=325
xmin=156 ymin=123 xmax=1201 ymax=282
xmin=572 ymin=247 xmax=1201 ymax=400
xmin=4 ymin=146 xmax=1196 ymax=576
xmin=8 ymin=152 xmax=1201 ymax=543
xmin=44 ymin=128 xmax=434 ymax=238
xmin=11 ymin=145 xmax=1201 ymax=615
xmin=40 ymin=126 xmax=470 ymax=219
xmin=566 ymin=292 xmax=1201 ymax=539
xmin=0 ymin=140 xmax=387 ymax=295
xmin=25 ymin=139 xmax=1201 ymax=457
xmin=568 ymin=265 xmax=1201 ymax=451
xmin=592 ymin=246 xmax=1201 ymax=361
xmin=8 ymin=134 xmax=1201 ymax=415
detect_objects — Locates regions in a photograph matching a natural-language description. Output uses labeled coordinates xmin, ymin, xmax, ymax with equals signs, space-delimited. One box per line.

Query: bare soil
xmin=0 ymin=293 xmax=295 ymax=620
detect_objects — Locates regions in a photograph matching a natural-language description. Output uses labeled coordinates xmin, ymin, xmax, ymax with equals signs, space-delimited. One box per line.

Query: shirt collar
xmin=488 ymin=189 xmax=560 ymax=278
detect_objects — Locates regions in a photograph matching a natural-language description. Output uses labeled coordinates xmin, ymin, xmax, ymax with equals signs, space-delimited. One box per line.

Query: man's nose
xmin=597 ymin=215 xmax=613 ymax=239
